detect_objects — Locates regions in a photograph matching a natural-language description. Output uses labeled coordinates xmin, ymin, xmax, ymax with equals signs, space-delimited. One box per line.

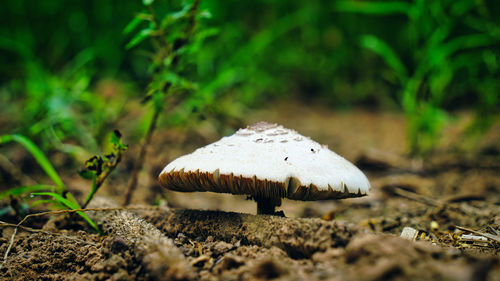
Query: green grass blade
xmin=123 ymin=17 xmax=143 ymax=35
xmin=429 ymin=34 xmax=496 ymax=68
xmin=360 ymin=35 xmax=408 ymax=85
xmin=32 ymin=192 xmax=100 ymax=233
xmin=0 ymin=134 xmax=66 ymax=192
xmin=30 ymin=199 xmax=58 ymax=208
xmin=0 ymin=184 xmax=54 ymax=199
xmin=125 ymin=28 xmax=153 ymax=50
xmin=32 ymin=192 xmax=79 ymax=209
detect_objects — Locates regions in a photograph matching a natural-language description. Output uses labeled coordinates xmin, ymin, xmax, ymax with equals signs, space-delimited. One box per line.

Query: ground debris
xmin=338 ymin=234 xmax=497 ymax=281
xmin=400 ymin=226 xmax=419 ymax=241
xmin=456 ymin=226 xmax=500 ymax=244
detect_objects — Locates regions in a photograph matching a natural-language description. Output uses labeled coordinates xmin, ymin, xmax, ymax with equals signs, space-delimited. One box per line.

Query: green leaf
xmin=160 ymin=4 xmax=192 ymax=28
xmin=78 ymin=169 xmax=96 ymax=180
xmin=32 ymin=192 xmax=100 ymax=233
xmin=110 ymin=129 xmax=128 ymax=150
xmin=32 ymin=192 xmax=79 ymax=209
xmin=429 ymin=34 xmax=495 ymax=69
xmin=30 ymin=199 xmax=58 ymax=208
xmin=123 ymin=17 xmax=143 ymax=35
xmin=360 ymin=35 xmax=408 ymax=85
xmin=125 ymin=28 xmax=153 ymax=49
xmin=0 ymin=134 xmax=65 ymax=192
xmin=197 ymin=10 xmax=212 ymax=19
xmin=0 ymin=36 xmax=33 ymax=59
xmin=110 ymin=130 xmax=121 ymax=146
xmin=188 ymin=27 xmax=219 ymax=54
xmin=334 ymin=1 xmax=411 ymax=16
xmin=160 ymin=71 xmax=198 ymax=90
xmin=0 ymin=184 xmax=54 ymax=199
xmin=196 ymin=27 xmax=219 ymax=39
xmin=143 ymin=0 xmax=154 ymax=6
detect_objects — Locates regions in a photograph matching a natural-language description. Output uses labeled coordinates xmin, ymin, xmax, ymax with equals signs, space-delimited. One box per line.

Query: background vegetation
xmin=1 ymin=0 xmax=499 ymax=158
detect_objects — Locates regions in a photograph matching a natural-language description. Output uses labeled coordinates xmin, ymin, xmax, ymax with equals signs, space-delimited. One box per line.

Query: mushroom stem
xmin=255 ymin=196 xmax=282 ymax=215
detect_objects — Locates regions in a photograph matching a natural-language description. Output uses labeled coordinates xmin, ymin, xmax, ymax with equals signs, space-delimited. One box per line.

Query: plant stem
xmin=82 ymin=151 xmax=124 ymax=208
xmin=123 ymin=108 xmax=161 ymax=206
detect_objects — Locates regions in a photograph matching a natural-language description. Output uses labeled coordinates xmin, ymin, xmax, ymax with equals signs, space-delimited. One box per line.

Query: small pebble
xmin=400 ymin=227 xmax=418 ymax=241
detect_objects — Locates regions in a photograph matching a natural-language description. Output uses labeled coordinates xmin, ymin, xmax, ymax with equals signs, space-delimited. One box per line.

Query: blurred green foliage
xmin=0 ymin=0 xmax=499 ymax=156
xmin=336 ymin=0 xmax=500 ymax=154
xmin=124 ymin=0 xmax=214 ymax=125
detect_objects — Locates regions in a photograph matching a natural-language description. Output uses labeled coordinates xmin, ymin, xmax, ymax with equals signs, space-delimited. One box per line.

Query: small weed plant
xmin=122 ymin=0 xmax=215 ymax=204
xmin=0 ymin=131 xmax=127 ymax=233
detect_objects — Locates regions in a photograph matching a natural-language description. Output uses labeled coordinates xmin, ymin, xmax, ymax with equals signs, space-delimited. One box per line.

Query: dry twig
xmin=455 ymin=225 xmax=500 ymax=243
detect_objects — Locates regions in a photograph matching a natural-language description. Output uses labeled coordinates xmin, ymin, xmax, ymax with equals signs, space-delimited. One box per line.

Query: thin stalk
xmin=255 ymin=196 xmax=282 ymax=216
xmin=123 ymin=109 xmax=161 ymax=206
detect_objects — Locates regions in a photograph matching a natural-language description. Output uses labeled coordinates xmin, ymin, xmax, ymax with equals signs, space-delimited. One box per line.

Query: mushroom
xmin=158 ymin=122 xmax=370 ymax=215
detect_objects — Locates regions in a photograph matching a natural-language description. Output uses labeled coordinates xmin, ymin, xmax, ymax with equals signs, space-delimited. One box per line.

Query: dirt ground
xmin=0 ymin=101 xmax=499 ymax=280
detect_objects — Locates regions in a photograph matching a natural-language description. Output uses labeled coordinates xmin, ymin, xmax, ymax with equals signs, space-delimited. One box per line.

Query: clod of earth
xmin=87 ymin=197 xmax=195 ymax=280
xmin=159 ymin=122 xmax=370 ymax=215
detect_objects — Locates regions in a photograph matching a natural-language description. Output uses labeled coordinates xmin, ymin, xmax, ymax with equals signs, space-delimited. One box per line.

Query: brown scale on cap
xmin=247 ymin=121 xmax=279 ymax=132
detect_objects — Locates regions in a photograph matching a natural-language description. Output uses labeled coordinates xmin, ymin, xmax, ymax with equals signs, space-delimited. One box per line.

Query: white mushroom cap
xmin=159 ymin=122 xmax=370 ymax=201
